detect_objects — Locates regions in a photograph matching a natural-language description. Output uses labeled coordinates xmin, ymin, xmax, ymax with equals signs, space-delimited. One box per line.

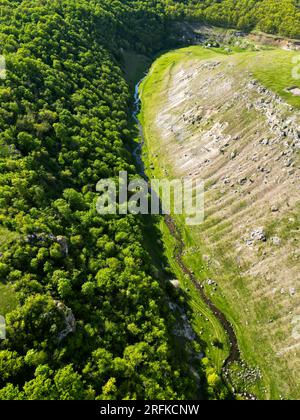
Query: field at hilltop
xmin=140 ymin=46 xmax=300 ymax=399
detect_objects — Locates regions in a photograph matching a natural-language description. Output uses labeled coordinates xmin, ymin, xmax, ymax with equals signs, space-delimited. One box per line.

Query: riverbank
xmin=138 ymin=45 xmax=300 ymax=400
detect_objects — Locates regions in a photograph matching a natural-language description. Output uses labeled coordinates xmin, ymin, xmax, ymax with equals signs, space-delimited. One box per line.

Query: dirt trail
xmin=164 ymin=214 xmax=240 ymax=368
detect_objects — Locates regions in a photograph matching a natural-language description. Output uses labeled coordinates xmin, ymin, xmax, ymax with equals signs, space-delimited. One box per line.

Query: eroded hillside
xmin=140 ymin=47 xmax=300 ymax=399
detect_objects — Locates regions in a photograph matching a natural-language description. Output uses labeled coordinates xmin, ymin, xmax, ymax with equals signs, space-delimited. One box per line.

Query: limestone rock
xmin=56 ymin=236 xmax=69 ymax=257
xmin=250 ymin=228 xmax=267 ymax=242
xmin=55 ymin=301 xmax=76 ymax=342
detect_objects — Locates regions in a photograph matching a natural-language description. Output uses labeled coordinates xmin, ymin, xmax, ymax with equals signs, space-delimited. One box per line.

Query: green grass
xmin=246 ymin=49 xmax=300 ymax=109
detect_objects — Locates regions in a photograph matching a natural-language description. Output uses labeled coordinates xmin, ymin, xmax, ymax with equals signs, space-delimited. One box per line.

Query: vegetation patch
xmin=0 ymin=284 xmax=17 ymax=317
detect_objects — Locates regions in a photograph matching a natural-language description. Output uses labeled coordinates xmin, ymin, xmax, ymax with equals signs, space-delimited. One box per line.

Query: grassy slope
xmin=139 ymin=46 xmax=300 ymax=399
xmin=140 ymin=47 xmax=232 ymax=374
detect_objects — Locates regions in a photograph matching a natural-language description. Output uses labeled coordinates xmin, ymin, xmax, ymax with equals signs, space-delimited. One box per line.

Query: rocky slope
xmin=141 ymin=47 xmax=300 ymax=399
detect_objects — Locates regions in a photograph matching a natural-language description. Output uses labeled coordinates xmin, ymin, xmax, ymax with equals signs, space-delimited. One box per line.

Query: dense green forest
xmin=0 ymin=0 xmax=222 ymax=401
xmin=167 ymin=0 xmax=300 ymax=39
xmin=0 ymin=0 xmax=298 ymax=401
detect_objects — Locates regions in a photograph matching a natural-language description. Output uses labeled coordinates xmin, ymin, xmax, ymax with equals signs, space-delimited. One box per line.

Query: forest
xmin=169 ymin=0 xmax=300 ymax=39
xmin=0 ymin=0 xmax=299 ymax=401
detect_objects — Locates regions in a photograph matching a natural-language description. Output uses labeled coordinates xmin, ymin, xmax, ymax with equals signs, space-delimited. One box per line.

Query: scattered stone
xmin=285 ymin=158 xmax=293 ymax=167
xmin=207 ymin=279 xmax=217 ymax=286
xmin=287 ymin=87 xmax=300 ymax=96
xmin=260 ymin=138 xmax=269 ymax=146
xmin=271 ymin=236 xmax=281 ymax=246
xmin=239 ymin=177 xmax=248 ymax=185
xmin=250 ymin=228 xmax=267 ymax=242
xmin=170 ymin=279 xmax=180 ymax=289
xmin=224 ymin=177 xmax=231 ymax=185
